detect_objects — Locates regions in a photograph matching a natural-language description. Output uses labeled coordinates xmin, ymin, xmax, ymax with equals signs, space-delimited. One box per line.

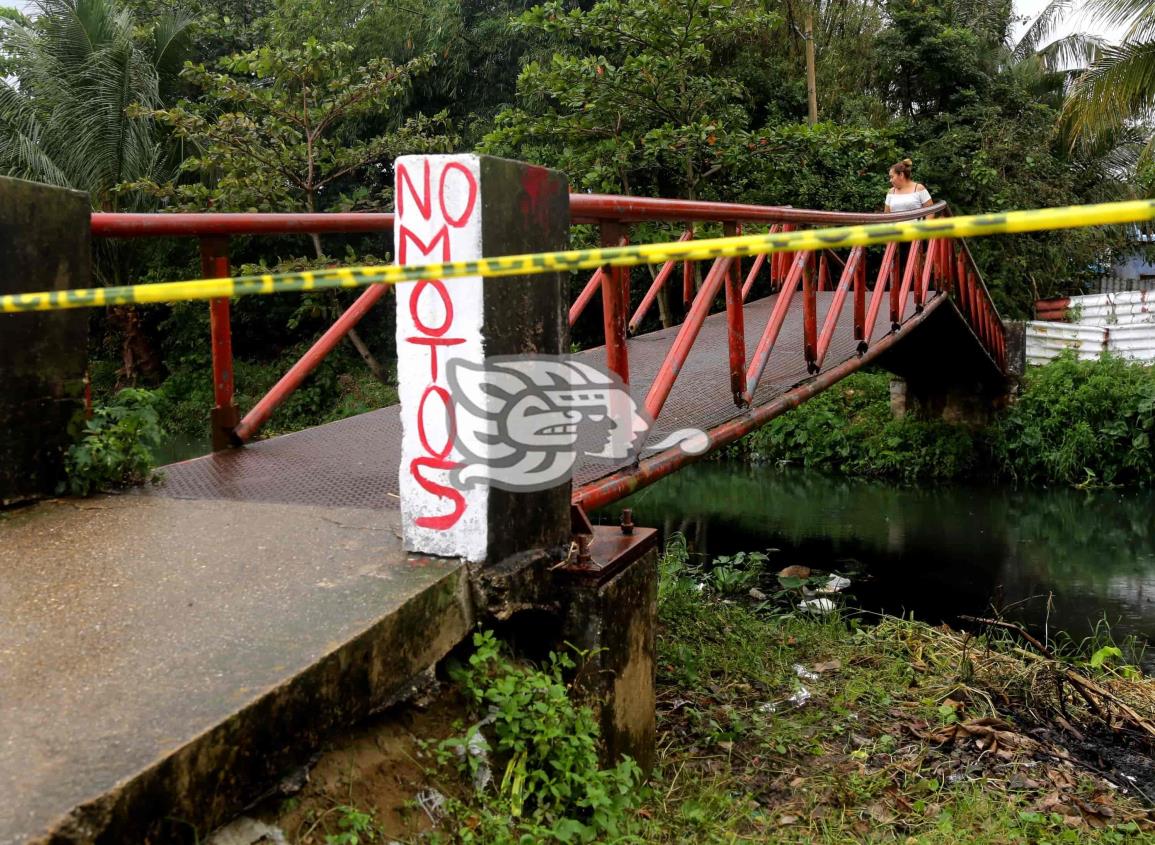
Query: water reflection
xmin=598 ymin=463 xmax=1155 ymax=664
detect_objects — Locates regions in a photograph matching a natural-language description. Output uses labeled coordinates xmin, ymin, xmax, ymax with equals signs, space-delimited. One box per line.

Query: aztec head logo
xmin=446 ymin=356 xmax=654 ymax=492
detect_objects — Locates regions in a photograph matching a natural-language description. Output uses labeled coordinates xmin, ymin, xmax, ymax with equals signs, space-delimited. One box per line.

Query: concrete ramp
xmin=0 ymin=496 xmax=473 ymax=844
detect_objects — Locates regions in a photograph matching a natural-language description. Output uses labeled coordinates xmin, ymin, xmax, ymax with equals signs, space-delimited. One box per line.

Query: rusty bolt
xmin=576 ymin=534 xmax=593 ymax=568
xmin=620 ymin=508 xmax=634 ymax=535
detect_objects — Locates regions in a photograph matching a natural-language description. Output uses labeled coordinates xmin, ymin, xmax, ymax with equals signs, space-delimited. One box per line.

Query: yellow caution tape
xmin=3 ymin=199 xmax=1154 ymax=313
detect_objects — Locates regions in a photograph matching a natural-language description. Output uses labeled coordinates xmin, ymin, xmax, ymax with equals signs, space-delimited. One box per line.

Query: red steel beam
xmin=200 ymin=236 xmax=238 ymax=451
xmin=803 ymin=259 xmax=818 ymax=370
xmin=92 ymin=212 xmax=395 ymax=238
xmin=569 ymin=268 xmax=606 ymax=327
xmin=740 ymin=252 xmax=767 ymax=302
xmin=601 ymin=223 xmax=630 ymax=385
xmin=744 ymin=250 xmax=811 ymax=399
xmin=894 ymin=239 xmax=923 ymax=326
xmin=569 ymin=193 xmax=946 ymax=225
xmin=574 ymin=294 xmax=951 ymax=511
xmin=916 ymin=239 xmax=936 ymax=310
xmin=816 ymin=246 xmax=864 ymax=369
xmin=723 ymin=222 xmax=746 ymax=405
xmin=629 ymin=229 xmax=692 ymax=332
xmin=232 ymin=283 xmax=392 ymax=443
xmin=644 ymin=256 xmax=733 ymax=422
xmin=864 ymin=242 xmax=898 ymax=346
xmin=853 ymin=248 xmax=866 ymax=346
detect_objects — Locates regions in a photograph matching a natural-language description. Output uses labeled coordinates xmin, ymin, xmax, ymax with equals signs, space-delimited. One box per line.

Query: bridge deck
xmin=151 ymin=291 xmax=902 ymax=508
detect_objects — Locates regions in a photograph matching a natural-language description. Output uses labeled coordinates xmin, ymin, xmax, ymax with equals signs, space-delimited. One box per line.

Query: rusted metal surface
xmin=600 ymin=223 xmax=630 ymax=385
xmin=558 ymin=524 xmax=659 ymax=583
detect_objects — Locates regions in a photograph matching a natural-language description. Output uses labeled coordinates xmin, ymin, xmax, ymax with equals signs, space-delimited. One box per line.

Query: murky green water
xmin=599 ymin=462 xmax=1155 ymax=667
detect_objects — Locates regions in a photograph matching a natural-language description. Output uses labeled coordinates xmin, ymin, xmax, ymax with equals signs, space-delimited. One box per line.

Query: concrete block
xmin=0 ymin=177 xmax=90 ymax=504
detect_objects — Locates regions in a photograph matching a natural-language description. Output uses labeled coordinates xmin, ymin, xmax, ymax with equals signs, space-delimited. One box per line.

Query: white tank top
xmin=887 ymin=187 xmax=931 ymax=213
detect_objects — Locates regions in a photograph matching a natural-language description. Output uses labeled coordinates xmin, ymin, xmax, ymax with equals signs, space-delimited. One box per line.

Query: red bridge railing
xmin=90 ymin=196 xmax=1005 ymax=453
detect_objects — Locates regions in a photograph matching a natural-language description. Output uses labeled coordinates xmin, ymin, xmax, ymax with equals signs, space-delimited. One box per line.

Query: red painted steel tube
xmin=629 ymin=229 xmax=692 ymax=332
xmin=232 ymin=283 xmax=391 ymax=443
xmin=803 ymin=259 xmax=818 ymax=370
xmin=723 ymin=223 xmax=746 ymax=405
xmin=853 ymin=250 xmax=866 ymax=344
xmin=568 ymin=193 xmax=946 ymax=225
xmin=201 ymin=238 xmax=234 ymax=410
xmin=744 ymin=250 xmax=810 ymax=398
xmin=644 ymin=256 xmax=733 ymax=422
xmin=865 ymin=242 xmax=898 ymax=344
xmin=894 ymin=239 xmax=923 ymax=326
xmin=601 ymin=223 xmax=630 ymax=385
xmin=916 ymin=239 xmax=936 ymax=309
xmin=740 ymin=252 xmax=767 ymax=302
xmin=574 ymin=295 xmax=950 ymax=510
xmin=816 ymin=246 xmax=864 ymax=369
xmin=92 ymin=212 xmax=395 ymax=238
xmin=92 ymin=197 xmax=943 ymax=237
xmin=818 ymin=253 xmax=830 ymax=292
xmin=682 ymin=226 xmax=696 ymax=309
xmin=569 ymin=268 xmax=606 ymax=327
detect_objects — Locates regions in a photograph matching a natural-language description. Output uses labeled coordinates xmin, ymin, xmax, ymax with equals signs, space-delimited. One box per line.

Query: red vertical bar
xmin=803 ymin=252 xmax=818 ymax=371
xmin=890 ymin=245 xmax=902 ymax=327
xmin=916 ymin=239 xmax=935 ymax=310
xmin=601 ymin=222 xmax=629 ymax=385
xmin=682 ymin=225 xmax=695 ymax=310
xmin=724 ymin=222 xmax=746 ymax=405
xmin=818 ymin=253 xmax=830 ymax=292
xmin=894 ymin=239 xmax=922 ymax=326
xmin=853 ymin=247 xmax=866 ymax=344
xmin=201 ymin=236 xmax=238 ymax=451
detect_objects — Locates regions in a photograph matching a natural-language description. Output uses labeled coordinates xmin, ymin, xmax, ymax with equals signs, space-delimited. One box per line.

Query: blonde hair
xmin=890 ymin=158 xmax=914 ymax=179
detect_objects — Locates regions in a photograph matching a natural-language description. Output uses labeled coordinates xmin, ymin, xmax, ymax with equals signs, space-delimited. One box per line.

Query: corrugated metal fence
xmin=1027 ymin=290 xmax=1155 ymax=364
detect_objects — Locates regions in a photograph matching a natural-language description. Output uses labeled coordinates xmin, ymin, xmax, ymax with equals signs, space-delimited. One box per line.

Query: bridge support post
xmin=394 ymin=154 xmax=571 ymax=564
xmin=393 ymin=155 xmax=657 ymax=773
xmin=0 ymin=177 xmax=90 ymax=506
xmin=889 ymin=376 xmax=1005 ymax=426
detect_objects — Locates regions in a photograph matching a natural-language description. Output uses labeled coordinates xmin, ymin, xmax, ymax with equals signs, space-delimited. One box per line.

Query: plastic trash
xmin=206 ymin=818 xmax=288 ymax=845
xmin=793 ymin=663 xmax=819 ymax=682
xmin=819 ymin=575 xmax=851 ymax=594
xmin=800 ymin=598 xmax=837 ymax=614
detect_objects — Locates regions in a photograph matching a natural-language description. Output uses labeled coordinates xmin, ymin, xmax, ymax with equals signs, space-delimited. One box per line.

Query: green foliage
xmin=433 ymin=630 xmax=642 ymax=844
xmin=735 ymin=356 xmax=1155 ymax=488
xmin=737 ymin=370 xmax=980 ymax=483
xmin=64 ymin=388 xmax=165 ymax=496
xmin=0 ymin=0 xmax=194 ymax=209
xmin=990 ymin=353 xmax=1155 ymax=486
xmin=135 ymin=38 xmax=455 ymax=212
xmin=324 ymin=805 xmax=379 ymax=845
xmin=484 ymin=0 xmax=776 ymax=198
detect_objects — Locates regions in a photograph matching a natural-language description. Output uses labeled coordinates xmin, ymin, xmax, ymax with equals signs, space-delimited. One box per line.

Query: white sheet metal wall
xmin=1026 ymin=290 xmax=1155 ymax=364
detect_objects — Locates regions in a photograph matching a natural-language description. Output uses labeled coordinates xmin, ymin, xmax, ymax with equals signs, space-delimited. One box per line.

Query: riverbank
xmin=730 ymin=354 xmax=1155 ymax=488
xmin=216 ymin=542 xmax=1155 ymax=844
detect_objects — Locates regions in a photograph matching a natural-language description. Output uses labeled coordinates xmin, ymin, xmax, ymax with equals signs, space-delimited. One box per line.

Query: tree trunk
xmin=805 ymin=12 xmax=818 ymax=125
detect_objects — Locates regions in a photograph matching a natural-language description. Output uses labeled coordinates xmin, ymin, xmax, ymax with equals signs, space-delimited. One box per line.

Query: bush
xmin=433 ymin=631 xmax=642 ymax=844
xmin=64 ymin=388 xmax=165 ymax=496
xmin=990 ymin=354 xmax=1155 ymax=487
xmin=735 ymin=370 xmax=981 ymax=483
xmin=733 ymin=356 xmax=1155 ymax=488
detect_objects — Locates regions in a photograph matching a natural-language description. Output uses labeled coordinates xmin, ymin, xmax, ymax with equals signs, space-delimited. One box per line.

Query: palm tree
xmin=1059 ymin=0 xmax=1155 ymax=152
xmin=0 ymin=0 xmax=193 ymax=381
xmin=0 ymin=0 xmax=193 ymax=210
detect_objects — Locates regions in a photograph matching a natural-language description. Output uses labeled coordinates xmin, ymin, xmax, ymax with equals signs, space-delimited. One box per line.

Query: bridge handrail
xmin=90 ymin=197 xmax=948 ymax=238
xmin=87 ymin=195 xmax=996 ymax=449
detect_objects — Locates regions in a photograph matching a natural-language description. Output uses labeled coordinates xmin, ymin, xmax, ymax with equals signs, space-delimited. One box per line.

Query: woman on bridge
xmin=884 ymin=158 xmax=934 ymax=213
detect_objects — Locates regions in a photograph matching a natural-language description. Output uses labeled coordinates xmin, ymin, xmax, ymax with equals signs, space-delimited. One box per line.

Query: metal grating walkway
xmin=148 ymin=291 xmax=906 ymax=509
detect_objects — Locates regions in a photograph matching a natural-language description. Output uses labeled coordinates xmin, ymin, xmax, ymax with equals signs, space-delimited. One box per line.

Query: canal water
xmin=597 ymin=462 xmax=1155 ymax=669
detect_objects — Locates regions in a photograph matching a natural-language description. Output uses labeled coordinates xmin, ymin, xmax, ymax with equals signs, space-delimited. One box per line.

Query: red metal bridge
xmin=92 ymin=194 xmax=1006 ymax=517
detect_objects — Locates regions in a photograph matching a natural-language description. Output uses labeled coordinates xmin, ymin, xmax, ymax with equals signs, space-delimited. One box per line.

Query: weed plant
xmin=64 ymin=388 xmax=164 ymax=496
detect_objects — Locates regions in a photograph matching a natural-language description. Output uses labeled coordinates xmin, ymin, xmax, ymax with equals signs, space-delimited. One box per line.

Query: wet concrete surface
xmin=0 ymin=495 xmax=472 ymax=844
